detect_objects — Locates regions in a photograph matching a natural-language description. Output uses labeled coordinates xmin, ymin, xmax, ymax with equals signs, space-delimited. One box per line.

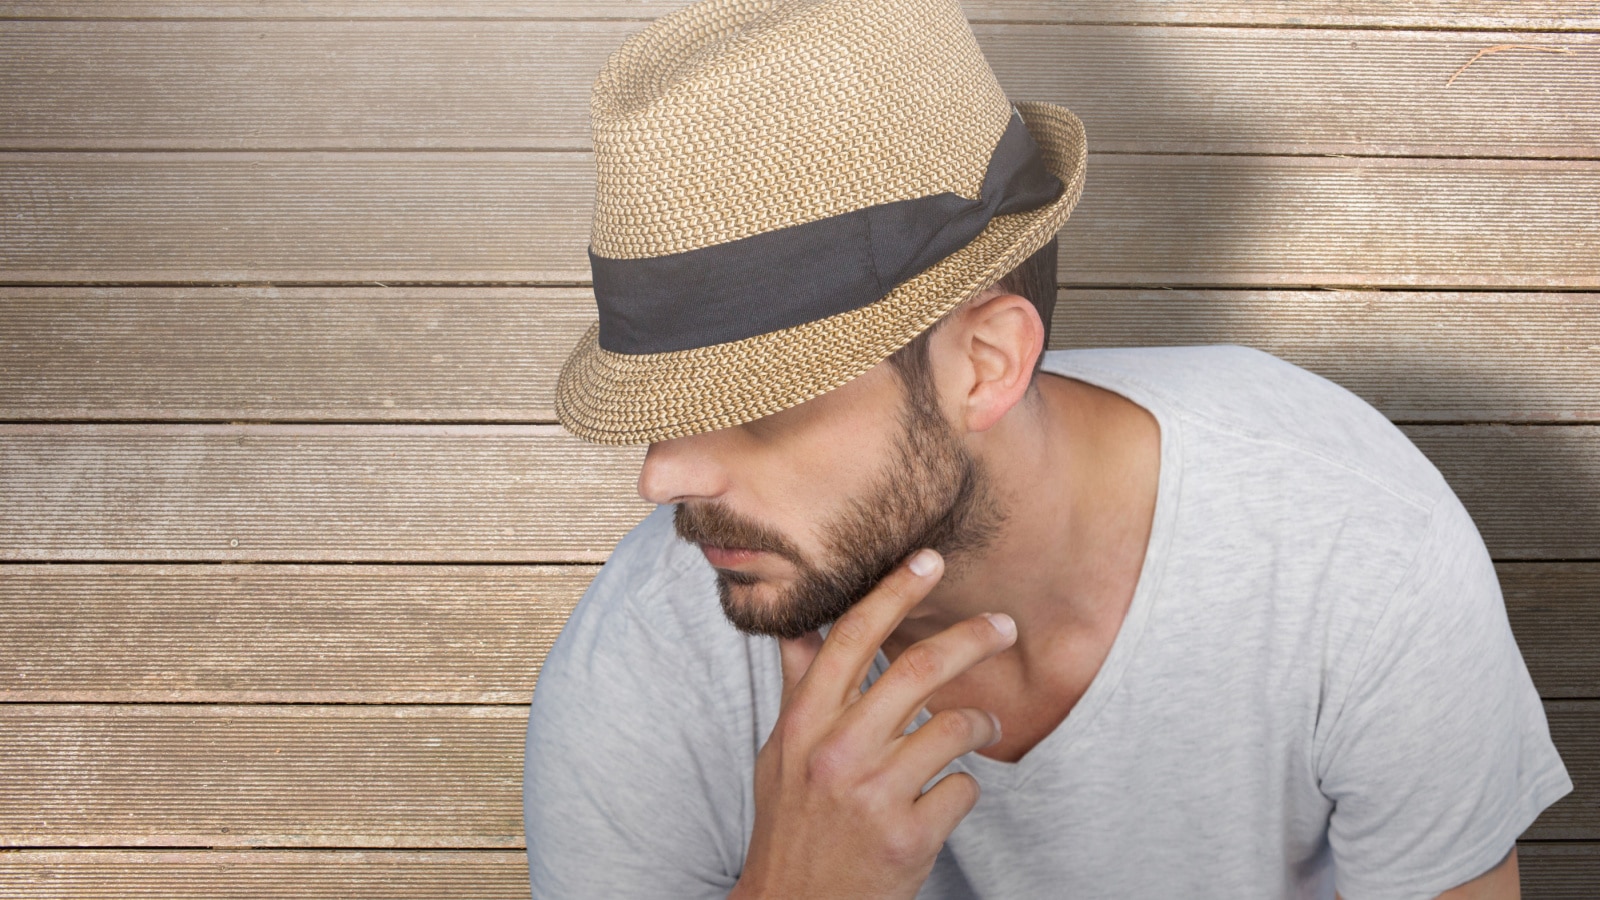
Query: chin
xmin=713 ymin=572 xmax=810 ymax=638
xmin=718 ymin=572 xmax=787 ymax=609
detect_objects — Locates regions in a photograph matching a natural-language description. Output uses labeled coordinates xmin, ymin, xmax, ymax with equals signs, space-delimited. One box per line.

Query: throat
xmin=906 ymin=614 xmax=1124 ymax=763
xmin=923 ymin=662 xmax=1092 ymax=764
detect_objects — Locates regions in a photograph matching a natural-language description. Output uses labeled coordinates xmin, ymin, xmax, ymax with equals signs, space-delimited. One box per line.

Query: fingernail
xmin=908 ymin=549 xmax=940 ymax=577
xmin=986 ymin=711 xmax=1003 ymax=747
xmin=983 ymin=612 xmax=1016 ymax=641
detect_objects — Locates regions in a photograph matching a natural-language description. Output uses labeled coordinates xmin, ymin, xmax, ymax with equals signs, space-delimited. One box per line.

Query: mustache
xmin=673 ymin=501 xmax=805 ymax=567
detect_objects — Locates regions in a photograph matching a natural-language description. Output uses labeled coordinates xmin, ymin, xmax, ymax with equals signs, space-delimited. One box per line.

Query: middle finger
xmin=847 ymin=611 xmax=1017 ymax=741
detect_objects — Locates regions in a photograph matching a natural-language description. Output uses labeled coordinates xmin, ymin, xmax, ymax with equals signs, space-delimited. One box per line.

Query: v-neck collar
xmin=865 ymin=351 xmax=1185 ymax=791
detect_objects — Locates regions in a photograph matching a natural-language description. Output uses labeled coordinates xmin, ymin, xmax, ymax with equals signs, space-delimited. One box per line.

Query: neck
xmin=882 ymin=370 xmax=1160 ymax=700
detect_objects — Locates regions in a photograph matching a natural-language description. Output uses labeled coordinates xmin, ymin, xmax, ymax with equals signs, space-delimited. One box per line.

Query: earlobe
xmin=959 ymin=293 xmax=1044 ymax=433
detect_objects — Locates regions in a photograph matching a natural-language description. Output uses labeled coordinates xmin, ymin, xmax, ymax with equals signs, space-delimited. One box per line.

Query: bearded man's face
xmin=673 ymin=361 xmax=1006 ymax=639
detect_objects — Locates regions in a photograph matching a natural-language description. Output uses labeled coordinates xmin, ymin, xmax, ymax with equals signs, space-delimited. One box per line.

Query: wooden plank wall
xmin=1 ymin=1 xmax=1596 ymax=895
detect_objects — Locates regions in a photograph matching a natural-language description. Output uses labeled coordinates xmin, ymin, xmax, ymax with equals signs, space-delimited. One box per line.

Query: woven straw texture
xmin=559 ymin=0 xmax=1089 ymax=444
xmin=589 ymin=0 xmax=1011 ymax=258
xmin=560 ymin=99 xmax=1086 ymax=445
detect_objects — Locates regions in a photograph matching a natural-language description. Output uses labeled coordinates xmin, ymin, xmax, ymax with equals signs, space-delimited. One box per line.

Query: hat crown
xmin=589 ymin=0 xmax=1012 ymax=260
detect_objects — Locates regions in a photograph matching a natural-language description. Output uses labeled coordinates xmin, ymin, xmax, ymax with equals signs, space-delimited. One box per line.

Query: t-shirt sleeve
xmin=523 ymin=522 xmax=761 ymax=899
xmin=1317 ymin=493 xmax=1572 ymax=900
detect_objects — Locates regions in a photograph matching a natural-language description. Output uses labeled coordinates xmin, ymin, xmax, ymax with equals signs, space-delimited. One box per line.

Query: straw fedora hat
xmin=556 ymin=0 xmax=1087 ymax=444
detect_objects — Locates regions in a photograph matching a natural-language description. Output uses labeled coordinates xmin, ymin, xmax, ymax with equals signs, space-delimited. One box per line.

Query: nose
xmin=636 ymin=431 xmax=730 ymax=505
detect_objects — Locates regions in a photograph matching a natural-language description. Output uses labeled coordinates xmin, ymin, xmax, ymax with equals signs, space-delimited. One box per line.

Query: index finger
xmin=794 ymin=548 xmax=943 ymax=710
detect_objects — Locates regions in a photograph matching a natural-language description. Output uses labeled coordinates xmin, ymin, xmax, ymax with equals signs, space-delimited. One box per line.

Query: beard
xmin=673 ymin=378 xmax=1006 ymax=639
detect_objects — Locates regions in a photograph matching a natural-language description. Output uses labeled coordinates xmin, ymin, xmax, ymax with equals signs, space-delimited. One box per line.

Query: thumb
xmin=777 ymin=630 xmax=824 ymax=704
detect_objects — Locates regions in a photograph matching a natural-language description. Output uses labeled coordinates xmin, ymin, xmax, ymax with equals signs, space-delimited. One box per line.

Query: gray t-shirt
xmin=524 ymin=345 xmax=1570 ymax=899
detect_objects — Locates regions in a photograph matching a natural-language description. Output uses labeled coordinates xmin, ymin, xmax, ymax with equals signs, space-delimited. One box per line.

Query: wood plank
xmin=0 ymin=424 xmax=1591 ymax=561
xmin=1 ymin=1 xmax=1595 ymax=31
xmin=1534 ymin=701 xmax=1600 ymax=839
xmin=1058 ymin=156 xmax=1600 ymax=289
xmin=0 ymin=424 xmax=650 ymax=563
xmin=0 ymin=564 xmax=596 ymax=703
xmin=0 ymin=288 xmax=596 ymax=423
xmin=3 ymin=22 xmax=1594 ymax=157
xmin=0 ymin=702 xmax=1590 ymax=846
xmin=1520 ymin=842 xmax=1600 ymax=899
xmin=1051 ymin=290 xmax=1600 ymax=424
xmin=980 ymin=26 xmax=1599 ymax=157
xmin=0 ymin=705 xmax=527 ymax=848
xmin=0 ymin=562 xmax=1585 ymax=703
xmin=0 ymin=20 xmax=618 ymax=152
xmin=0 ymin=845 xmax=1591 ymax=899
xmin=5 ymin=287 xmax=1595 ymax=424
xmin=1405 ymin=426 xmax=1600 ymax=561
xmin=0 ymin=851 xmax=529 ymax=899
xmin=3 ymin=154 xmax=1598 ymax=288
xmin=1502 ymin=564 xmax=1600 ymax=700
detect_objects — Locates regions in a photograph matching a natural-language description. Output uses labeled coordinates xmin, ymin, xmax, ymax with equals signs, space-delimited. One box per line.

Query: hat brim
xmin=555 ymin=101 xmax=1087 ymax=445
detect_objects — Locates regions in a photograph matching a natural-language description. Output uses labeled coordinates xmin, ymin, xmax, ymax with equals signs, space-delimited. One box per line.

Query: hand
xmin=730 ymin=549 xmax=1018 ymax=899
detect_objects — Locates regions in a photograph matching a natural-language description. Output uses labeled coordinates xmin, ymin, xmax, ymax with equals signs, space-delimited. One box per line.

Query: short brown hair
xmin=886 ymin=235 xmax=1058 ymax=398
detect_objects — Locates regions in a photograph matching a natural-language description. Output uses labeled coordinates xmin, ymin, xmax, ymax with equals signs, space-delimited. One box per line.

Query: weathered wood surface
xmin=0 ymin=288 xmax=596 ymax=423
xmin=0 ymin=425 xmax=650 ymax=563
xmin=0 ymin=846 xmax=1593 ymax=899
xmin=1405 ymin=426 xmax=1600 ymax=561
xmin=0 ymin=705 xmax=527 ymax=848
xmin=3 ymin=22 xmax=1593 ymax=156
xmin=1540 ymin=701 xmax=1600 ymax=839
xmin=1503 ymin=564 xmax=1600 ymax=699
xmin=0 ymin=424 xmax=1592 ymax=561
xmin=4 ymin=288 xmax=1596 ymax=424
xmin=1521 ymin=842 xmax=1600 ymax=899
xmin=4 ymin=154 xmax=1598 ymax=288
xmin=0 ymin=562 xmax=1586 ymax=702
xmin=2 ymin=0 xmax=1596 ymax=30
xmin=0 ymin=702 xmax=1590 ymax=845
xmin=0 ymin=564 xmax=596 ymax=703
xmin=0 ymin=851 xmax=532 ymax=899
xmin=1053 ymin=290 xmax=1600 ymax=425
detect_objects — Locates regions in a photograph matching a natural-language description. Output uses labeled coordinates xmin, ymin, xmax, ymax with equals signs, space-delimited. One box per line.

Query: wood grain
xmin=0 ymin=564 xmax=597 ymax=703
xmin=0 ymin=288 xmax=596 ymax=423
xmin=0 ymin=561 xmax=1586 ymax=702
xmin=1 ymin=0 xmax=1592 ymax=887
xmin=0 ymin=705 xmax=527 ymax=848
xmin=1406 ymin=426 xmax=1600 ymax=561
xmin=0 ymin=851 xmax=531 ymax=899
xmin=0 ymin=424 xmax=650 ymax=563
xmin=3 ymin=22 xmax=1593 ymax=156
xmin=1 ymin=0 xmax=1595 ymax=30
xmin=1503 ymin=564 xmax=1600 ymax=699
xmin=0 ymin=702 xmax=1589 ymax=846
xmin=5 ymin=287 xmax=1596 ymax=424
xmin=1520 ymin=842 xmax=1600 ymax=899
xmin=0 ymin=424 xmax=1591 ymax=562
xmin=3 ymin=154 xmax=1598 ymax=288
xmin=0 ymin=845 xmax=1593 ymax=899
xmin=1057 ymin=156 xmax=1600 ymax=290
xmin=1054 ymin=290 xmax=1600 ymax=424
xmin=1539 ymin=701 xmax=1599 ymax=840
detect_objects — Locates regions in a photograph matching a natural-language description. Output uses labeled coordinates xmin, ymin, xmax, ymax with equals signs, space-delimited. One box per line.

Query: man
xmin=524 ymin=0 xmax=1571 ymax=896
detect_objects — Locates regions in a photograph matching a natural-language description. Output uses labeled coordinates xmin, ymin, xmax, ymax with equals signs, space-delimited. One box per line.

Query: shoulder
xmin=525 ymin=505 xmax=768 ymax=894
xmin=542 ymin=504 xmax=759 ymax=690
xmin=1316 ymin=486 xmax=1570 ymax=896
xmin=1042 ymin=344 xmax=1449 ymax=508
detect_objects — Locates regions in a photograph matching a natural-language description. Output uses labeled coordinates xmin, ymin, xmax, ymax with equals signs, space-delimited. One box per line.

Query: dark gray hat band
xmin=590 ymin=111 xmax=1064 ymax=355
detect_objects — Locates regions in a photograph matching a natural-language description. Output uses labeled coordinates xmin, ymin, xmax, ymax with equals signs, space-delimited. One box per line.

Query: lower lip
xmin=701 ymin=545 xmax=764 ymax=567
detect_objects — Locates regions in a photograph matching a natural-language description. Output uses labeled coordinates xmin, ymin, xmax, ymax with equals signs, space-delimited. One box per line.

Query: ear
xmin=937 ymin=291 xmax=1045 ymax=433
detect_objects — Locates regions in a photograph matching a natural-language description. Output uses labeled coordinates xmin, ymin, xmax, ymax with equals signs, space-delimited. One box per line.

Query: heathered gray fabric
xmin=524 ymin=345 xmax=1570 ymax=899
